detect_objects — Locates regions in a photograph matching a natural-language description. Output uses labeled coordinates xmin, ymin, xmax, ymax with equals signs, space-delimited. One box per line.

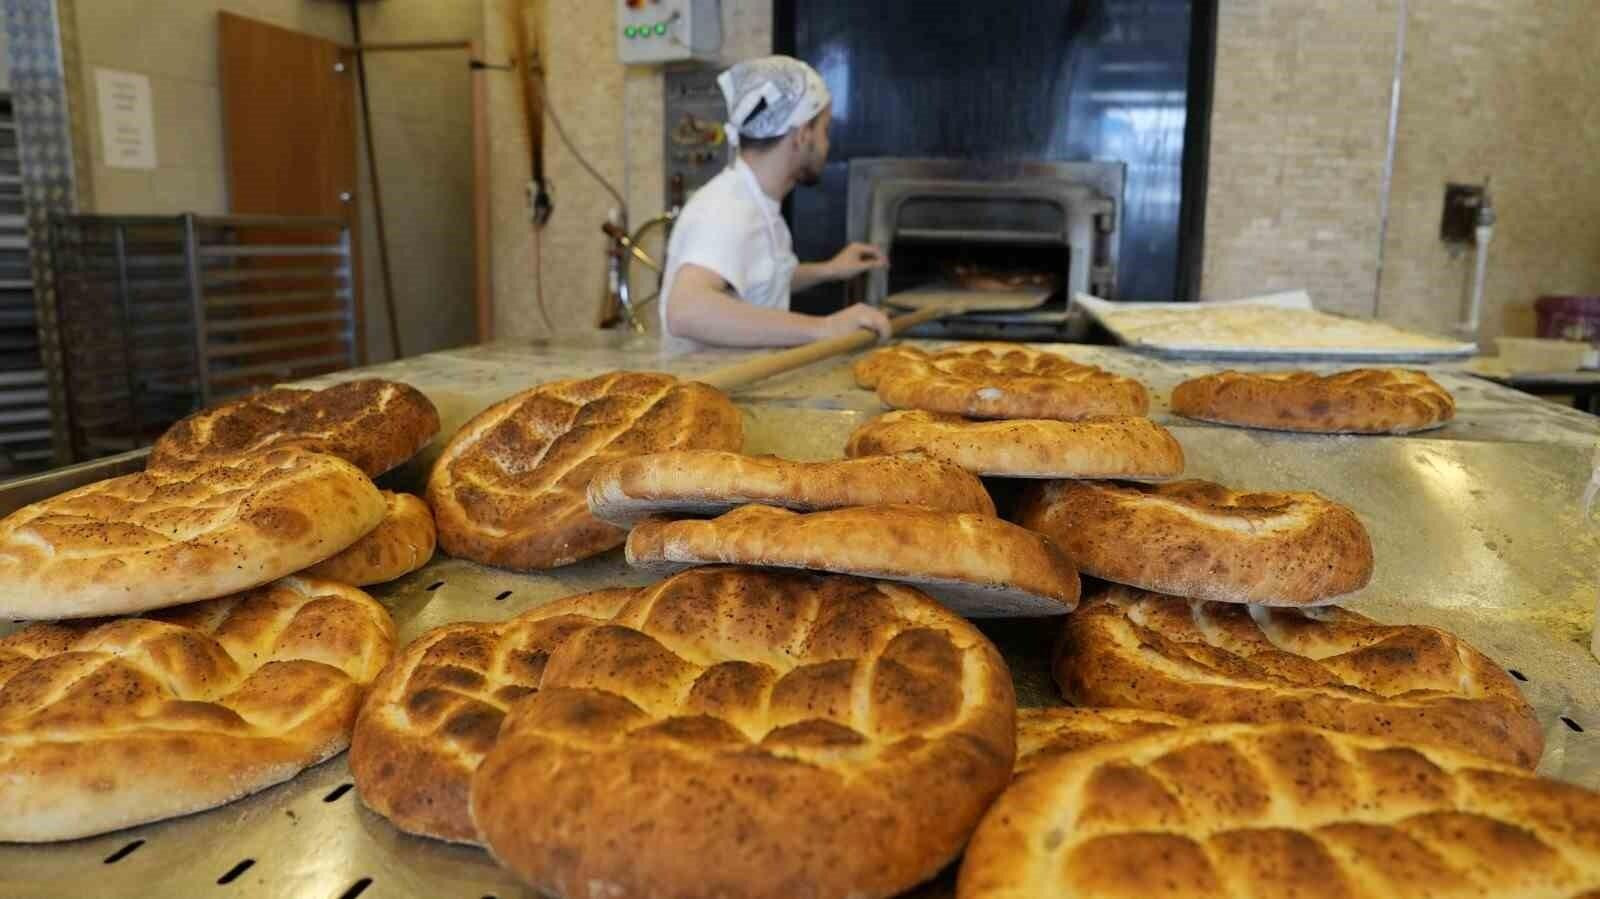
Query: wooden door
xmin=218 ymin=12 xmax=364 ymax=366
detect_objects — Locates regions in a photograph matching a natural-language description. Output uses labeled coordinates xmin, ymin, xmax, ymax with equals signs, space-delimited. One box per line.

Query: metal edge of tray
xmin=0 ymin=447 xmax=148 ymax=514
xmin=3 ymin=361 xmax=1600 ymax=899
xmin=1074 ymin=295 xmax=1479 ymax=361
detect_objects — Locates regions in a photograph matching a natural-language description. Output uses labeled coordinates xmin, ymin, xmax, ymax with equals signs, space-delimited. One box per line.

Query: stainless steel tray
xmin=4 ymin=343 xmax=1600 ymax=899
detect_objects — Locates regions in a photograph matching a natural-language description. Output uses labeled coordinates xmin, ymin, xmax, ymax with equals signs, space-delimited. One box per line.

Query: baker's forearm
xmin=791 ymin=262 xmax=836 ymax=293
xmin=666 ymin=286 xmax=822 ymax=347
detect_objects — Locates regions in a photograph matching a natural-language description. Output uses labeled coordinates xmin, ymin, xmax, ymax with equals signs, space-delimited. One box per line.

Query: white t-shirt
xmin=659 ymin=158 xmax=795 ymax=338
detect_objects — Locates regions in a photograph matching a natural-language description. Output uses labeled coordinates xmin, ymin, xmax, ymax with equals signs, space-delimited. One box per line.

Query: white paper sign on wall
xmin=95 ymin=68 xmax=157 ymax=170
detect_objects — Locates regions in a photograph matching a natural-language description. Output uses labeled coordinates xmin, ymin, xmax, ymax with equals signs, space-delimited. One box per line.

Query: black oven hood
xmin=777 ymin=0 xmax=1211 ymax=315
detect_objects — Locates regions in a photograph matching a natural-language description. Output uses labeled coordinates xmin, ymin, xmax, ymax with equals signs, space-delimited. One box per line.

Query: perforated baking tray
xmin=4 ymin=344 xmax=1600 ymax=899
xmin=1073 ymin=292 xmax=1478 ymax=362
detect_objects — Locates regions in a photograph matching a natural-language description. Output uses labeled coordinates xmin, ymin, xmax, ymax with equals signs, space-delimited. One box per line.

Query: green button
xmin=623 ymin=25 xmax=636 ymax=38
xmin=654 ymin=23 xmax=668 ymax=35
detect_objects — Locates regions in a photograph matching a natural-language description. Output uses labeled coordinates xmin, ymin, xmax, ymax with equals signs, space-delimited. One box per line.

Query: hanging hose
xmin=1462 ymin=191 xmax=1496 ymax=340
xmin=346 ymin=0 xmax=405 ymax=360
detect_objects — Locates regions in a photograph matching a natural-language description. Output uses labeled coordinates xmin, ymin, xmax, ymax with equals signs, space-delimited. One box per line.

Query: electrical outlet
xmin=1440 ymin=183 xmax=1485 ymax=244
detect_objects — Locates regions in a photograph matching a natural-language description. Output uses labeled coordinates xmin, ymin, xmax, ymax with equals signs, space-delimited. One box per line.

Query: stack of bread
xmin=0 ymin=379 xmax=440 ymax=841
xmin=344 ymin=357 xmax=1103 ymax=894
xmin=905 ymin=352 xmax=1600 ymax=898
xmin=351 ymin=565 xmax=1022 ymax=898
xmin=847 ymin=342 xmax=1186 ymax=481
xmin=9 ymin=344 xmax=1598 ymax=899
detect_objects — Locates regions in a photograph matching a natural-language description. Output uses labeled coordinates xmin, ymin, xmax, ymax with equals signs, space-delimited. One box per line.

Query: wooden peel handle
xmin=695 ymin=305 xmax=947 ymax=392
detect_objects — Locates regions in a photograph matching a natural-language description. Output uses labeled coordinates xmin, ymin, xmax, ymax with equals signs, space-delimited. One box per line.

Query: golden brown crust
xmin=467 ymin=567 xmax=1017 ymax=898
xmin=1015 ymin=706 xmax=1188 ymax=774
xmin=426 ymin=372 xmax=743 ymax=570
xmin=148 ymin=378 xmax=440 ymax=477
xmin=625 ymin=504 xmax=1080 ymax=617
xmin=958 ymin=723 xmax=1593 ymax=899
xmin=1016 ymin=479 xmax=1373 ymax=605
xmin=847 ymin=410 xmax=1185 ymax=480
xmin=586 ymin=450 xmax=996 ymax=526
xmin=861 ymin=343 xmax=1150 ymax=420
xmin=351 ymin=587 xmax=636 ymax=844
xmin=0 ymin=577 xmax=395 ymax=842
xmin=302 ymin=491 xmax=436 ymax=586
xmin=854 ymin=344 xmax=927 ymax=389
xmin=1054 ymin=587 xmax=1543 ymax=768
xmin=1172 ymin=368 xmax=1456 ymax=434
xmin=0 ymin=449 xmax=386 ymax=619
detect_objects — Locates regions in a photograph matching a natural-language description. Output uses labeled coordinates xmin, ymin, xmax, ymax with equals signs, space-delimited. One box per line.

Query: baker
xmin=660 ymin=55 xmax=893 ymax=348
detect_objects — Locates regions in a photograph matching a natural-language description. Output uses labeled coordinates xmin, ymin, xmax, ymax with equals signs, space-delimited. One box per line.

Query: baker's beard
xmin=795 ymin=150 xmax=825 ymax=187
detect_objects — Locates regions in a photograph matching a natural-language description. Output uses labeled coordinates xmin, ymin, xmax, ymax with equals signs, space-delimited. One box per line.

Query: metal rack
xmin=0 ymin=92 xmax=53 ymax=478
xmin=51 ymin=214 xmax=356 ymax=459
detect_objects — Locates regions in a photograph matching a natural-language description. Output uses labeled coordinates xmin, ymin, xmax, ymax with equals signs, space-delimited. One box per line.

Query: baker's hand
xmin=826 ymin=243 xmax=889 ymax=281
xmin=816 ymin=303 xmax=893 ymax=342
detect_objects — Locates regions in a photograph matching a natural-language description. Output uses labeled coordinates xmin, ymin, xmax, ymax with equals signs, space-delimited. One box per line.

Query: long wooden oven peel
xmin=696 ymin=289 xmax=1052 ymax=392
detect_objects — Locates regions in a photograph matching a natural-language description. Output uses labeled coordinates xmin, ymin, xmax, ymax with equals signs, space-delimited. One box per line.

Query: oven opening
xmin=887 ymin=237 xmax=1070 ymax=311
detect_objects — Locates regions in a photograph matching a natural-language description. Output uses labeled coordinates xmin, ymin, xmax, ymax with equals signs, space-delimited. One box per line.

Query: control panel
xmin=663 ymin=66 xmax=729 ymax=199
xmin=617 ymin=0 xmax=722 ymax=65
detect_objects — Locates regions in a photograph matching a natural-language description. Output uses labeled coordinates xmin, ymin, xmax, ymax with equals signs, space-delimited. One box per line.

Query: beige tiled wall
xmin=1204 ymin=0 xmax=1600 ymax=340
xmin=1375 ymin=0 xmax=1600 ymax=339
xmin=1201 ymin=0 xmax=1398 ymax=318
xmin=73 ymin=0 xmax=480 ymax=362
xmin=485 ymin=0 xmax=770 ymax=339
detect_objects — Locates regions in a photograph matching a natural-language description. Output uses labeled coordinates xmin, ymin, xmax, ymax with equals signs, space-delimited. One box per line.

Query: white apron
xmin=734 ymin=160 xmax=797 ymax=312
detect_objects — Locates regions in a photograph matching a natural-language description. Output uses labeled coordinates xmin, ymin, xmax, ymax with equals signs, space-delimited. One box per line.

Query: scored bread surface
xmin=1016 ymin=478 xmax=1373 ymax=605
xmin=351 ymin=587 xmax=637 ymax=844
xmin=427 ymin=372 xmax=743 ymax=570
xmin=847 ymin=410 xmax=1185 ymax=480
xmin=958 ymin=722 xmax=1598 ymax=899
xmin=148 ymin=378 xmax=440 ymax=476
xmin=1015 ymin=706 xmax=1188 ymax=774
xmin=302 ymin=491 xmax=437 ymax=586
xmin=466 ymin=566 xmax=1017 ymax=899
xmin=0 ymin=448 xmax=386 ymax=619
xmin=853 ymin=344 xmax=927 ymax=389
xmin=625 ymin=503 xmax=1081 ymax=617
xmin=586 ymin=450 xmax=996 ymax=526
xmin=0 ymin=577 xmax=395 ymax=842
xmin=860 ymin=343 xmax=1150 ymax=420
xmin=1172 ymin=368 xmax=1456 ymax=434
xmin=1055 ymin=587 xmax=1542 ymax=768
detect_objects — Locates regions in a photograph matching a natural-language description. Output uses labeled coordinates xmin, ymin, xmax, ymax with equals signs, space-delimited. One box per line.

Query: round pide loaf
xmin=427 ymin=372 xmax=743 ymax=570
xmin=958 ymin=722 xmax=1590 ymax=899
xmin=1016 ymin=478 xmax=1372 ymax=605
xmin=466 ymin=566 xmax=1017 ymax=899
xmin=857 ymin=343 xmax=1149 ymax=420
xmin=1172 ymin=368 xmax=1455 ymax=434
xmin=302 ymin=491 xmax=436 ymax=586
xmin=0 ymin=448 xmax=386 ymax=619
xmin=0 ymin=577 xmax=395 ymax=842
xmin=1055 ymin=586 xmax=1542 ymax=768
xmin=148 ymin=378 xmax=439 ymax=476
xmin=847 ymin=410 xmax=1184 ymax=480
xmin=625 ymin=504 xmax=1081 ymax=617
xmin=586 ymin=450 xmax=996 ymax=527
